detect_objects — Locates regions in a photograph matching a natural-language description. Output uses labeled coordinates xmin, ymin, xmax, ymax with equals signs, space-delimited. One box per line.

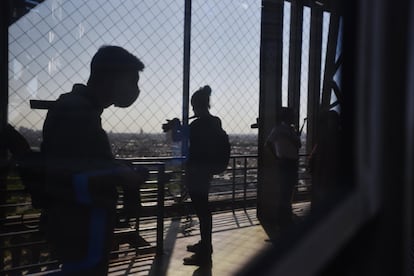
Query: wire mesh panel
xmin=190 ymin=1 xmax=261 ymax=136
xmin=9 ymin=0 xmax=184 ymax=152
xmin=7 ymin=0 xmax=342 ymax=161
xmin=3 ymin=1 xmax=346 ymax=273
xmin=8 ymin=0 xmax=261 ymax=158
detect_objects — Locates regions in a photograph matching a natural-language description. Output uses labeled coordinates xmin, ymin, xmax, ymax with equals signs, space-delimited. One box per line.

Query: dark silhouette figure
xmin=1 ymin=124 xmax=31 ymax=212
xmin=41 ymin=45 xmax=145 ymax=275
xmin=265 ymin=107 xmax=301 ymax=228
xmin=183 ymin=85 xmax=223 ymax=268
xmin=1 ymin=124 xmax=31 ymax=159
xmin=309 ymin=110 xmax=341 ymax=212
xmin=0 ymin=124 xmax=42 ymax=271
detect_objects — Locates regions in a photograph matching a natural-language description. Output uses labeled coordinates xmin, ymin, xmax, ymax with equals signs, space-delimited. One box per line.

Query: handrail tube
xmin=1 ymin=154 xmax=315 ymax=275
xmin=156 ymin=163 xmax=165 ymax=256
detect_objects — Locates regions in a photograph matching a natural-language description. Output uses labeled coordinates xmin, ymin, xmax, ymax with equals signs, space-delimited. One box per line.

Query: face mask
xmin=113 ymin=72 xmax=140 ymax=108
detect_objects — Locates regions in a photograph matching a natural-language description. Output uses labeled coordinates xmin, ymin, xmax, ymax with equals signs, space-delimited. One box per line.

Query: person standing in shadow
xmin=266 ymin=107 xmax=301 ymax=229
xmin=183 ymin=85 xmax=225 ymax=268
xmin=41 ymin=45 xmax=146 ymax=275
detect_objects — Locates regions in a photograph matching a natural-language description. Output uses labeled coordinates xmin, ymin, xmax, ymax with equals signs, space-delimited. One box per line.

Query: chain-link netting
xmin=189 ymin=1 xmax=261 ymax=134
xmin=8 ymin=0 xmax=337 ymax=158
xmin=8 ymin=0 xmax=262 ymax=157
xmin=9 ymin=0 xmax=185 ymax=136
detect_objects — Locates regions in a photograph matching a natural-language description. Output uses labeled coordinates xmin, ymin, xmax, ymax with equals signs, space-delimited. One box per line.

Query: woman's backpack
xmin=208 ymin=127 xmax=231 ymax=174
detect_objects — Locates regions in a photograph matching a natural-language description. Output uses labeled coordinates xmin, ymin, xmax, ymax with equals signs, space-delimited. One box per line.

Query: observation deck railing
xmin=0 ymin=154 xmax=311 ymax=274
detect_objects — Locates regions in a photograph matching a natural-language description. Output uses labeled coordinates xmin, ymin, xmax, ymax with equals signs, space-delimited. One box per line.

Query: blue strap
xmin=61 ymin=208 xmax=107 ymax=273
xmin=73 ymin=174 xmax=91 ymax=204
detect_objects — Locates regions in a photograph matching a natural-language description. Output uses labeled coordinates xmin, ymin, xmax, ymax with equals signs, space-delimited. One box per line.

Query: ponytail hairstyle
xmin=191 ymin=85 xmax=211 ymax=109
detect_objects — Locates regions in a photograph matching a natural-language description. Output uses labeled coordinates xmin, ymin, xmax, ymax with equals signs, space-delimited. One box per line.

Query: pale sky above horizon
xmin=8 ymin=0 xmax=334 ymax=135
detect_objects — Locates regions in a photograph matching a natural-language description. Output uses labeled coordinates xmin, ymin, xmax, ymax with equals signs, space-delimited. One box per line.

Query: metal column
xmin=306 ymin=4 xmax=323 ymax=153
xmin=0 ymin=1 xmax=8 ymax=148
xmin=288 ymin=1 xmax=303 ymax=130
xmin=0 ymin=4 xmax=9 ymax=271
xmin=257 ymin=0 xmax=284 ymax=238
xmin=181 ymin=0 xmax=191 ymax=157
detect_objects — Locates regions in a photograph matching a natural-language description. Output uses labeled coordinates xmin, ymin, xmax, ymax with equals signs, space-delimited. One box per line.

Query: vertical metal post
xmin=287 ymin=1 xmax=303 ymax=130
xmin=243 ymin=156 xmax=247 ymax=206
xmin=0 ymin=1 xmax=9 ymax=245
xmin=257 ymin=0 xmax=284 ymax=238
xmin=232 ymin=157 xmax=236 ymax=208
xmin=156 ymin=163 xmax=165 ymax=256
xmin=404 ymin=3 xmax=414 ymax=275
xmin=306 ymin=4 xmax=323 ymax=153
xmin=182 ymin=0 xmax=191 ymax=158
xmin=0 ymin=0 xmax=8 ymax=152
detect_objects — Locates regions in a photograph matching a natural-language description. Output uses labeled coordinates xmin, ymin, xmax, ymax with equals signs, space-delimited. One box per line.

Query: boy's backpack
xmin=208 ymin=127 xmax=231 ymax=174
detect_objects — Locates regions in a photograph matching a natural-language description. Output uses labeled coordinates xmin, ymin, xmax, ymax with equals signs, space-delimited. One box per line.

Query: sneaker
xmin=183 ymin=253 xmax=212 ymax=267
xmin=186 ymin=241 xmax=201 ymax=253
xmin=130 ymin=235 xmax=151 ymax=247
xmin=187 ymin=241 xmax=213 ymax=254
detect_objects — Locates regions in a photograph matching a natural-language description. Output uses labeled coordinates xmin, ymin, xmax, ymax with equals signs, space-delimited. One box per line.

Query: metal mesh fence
xmin=8 ymin=0 xmax=262 ymax=157
xmin=9 ymin=0 xmax=185 ymax=136
xmin=189 ymin=1 xmax=261 ymax=135
xmin=7 ymin=0 xmax=337 ymax=157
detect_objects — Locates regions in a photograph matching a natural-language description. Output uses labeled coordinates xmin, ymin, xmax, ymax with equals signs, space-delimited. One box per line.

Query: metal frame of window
xmin=243 ymin=0 xmax=413 ymax=275
xmin=1 ymin=1 xmax=8 ymax=149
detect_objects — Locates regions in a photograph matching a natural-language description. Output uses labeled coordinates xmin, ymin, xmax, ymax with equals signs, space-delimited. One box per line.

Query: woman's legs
xmin=188 ymin=186 xmax=212 ymax=254
xmin=185 ymin=167 xmax=213 ymax=266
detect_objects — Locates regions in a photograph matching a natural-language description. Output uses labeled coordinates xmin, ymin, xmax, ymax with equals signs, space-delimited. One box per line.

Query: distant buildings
xmin=17 ymin=127 xmax=258 ymax=158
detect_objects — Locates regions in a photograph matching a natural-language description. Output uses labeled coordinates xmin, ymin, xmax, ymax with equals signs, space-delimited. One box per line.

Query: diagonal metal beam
xmin=334 ymin=52 xmax=343 ymax=73
xmin=321 ymin=13 xmax=340 ymax=109
xmin=331 ymin=80 xmax=343 ymax=103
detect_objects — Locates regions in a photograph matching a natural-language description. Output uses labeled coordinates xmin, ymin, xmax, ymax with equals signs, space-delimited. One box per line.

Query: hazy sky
xmin=8 ymin=0 xmax=333 ymax=134
xmin=8 ymin=0 xmax=262 ymax=134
